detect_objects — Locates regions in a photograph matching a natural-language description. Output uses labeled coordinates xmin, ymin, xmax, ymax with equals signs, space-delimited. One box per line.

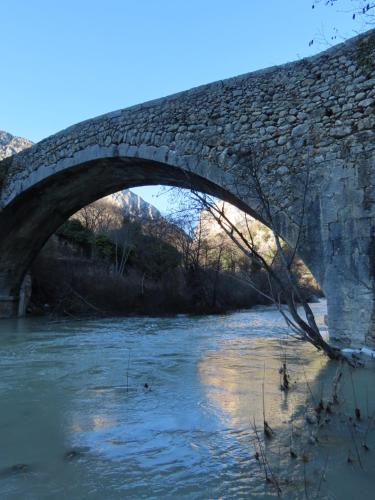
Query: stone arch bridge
xmin=1 ymin=29 xmax=375 ymax=346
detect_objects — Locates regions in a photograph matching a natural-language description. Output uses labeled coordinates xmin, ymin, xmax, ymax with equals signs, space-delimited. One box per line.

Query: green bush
xmin=56 ymin=219 xmax=93 ymax=246
xmin=94 ymin=234 xmax=116 ymax=258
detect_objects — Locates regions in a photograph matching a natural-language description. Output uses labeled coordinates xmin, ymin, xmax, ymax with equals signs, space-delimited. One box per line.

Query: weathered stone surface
xmin=330 ymin=126 xmax=352 ymax=138
xmin=292 ymin=124 xmax=309 ymax=137
xmin=1 ymin=29 xmax=375 ymax=347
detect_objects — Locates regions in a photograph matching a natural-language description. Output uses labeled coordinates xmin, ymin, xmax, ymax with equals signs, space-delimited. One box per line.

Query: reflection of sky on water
xmin=198 ymin=335 xmax=326 ymax=430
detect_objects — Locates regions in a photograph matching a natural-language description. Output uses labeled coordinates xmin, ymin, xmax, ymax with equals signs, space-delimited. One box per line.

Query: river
xmin=0 ymin=301 xmax=374 ymax=499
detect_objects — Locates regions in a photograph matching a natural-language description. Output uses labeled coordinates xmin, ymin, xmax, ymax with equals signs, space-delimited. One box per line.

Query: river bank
xmin=28 ymin=255 xmax=321 ymax=320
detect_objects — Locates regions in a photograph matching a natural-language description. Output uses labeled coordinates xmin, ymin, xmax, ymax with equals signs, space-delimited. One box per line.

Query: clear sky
xmin=1 ymin=0 xmax=368 ymax=211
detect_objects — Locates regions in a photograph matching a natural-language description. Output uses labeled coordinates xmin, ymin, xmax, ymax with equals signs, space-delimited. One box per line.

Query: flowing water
xmin=0 ymin=301 xmax=374 ymax=499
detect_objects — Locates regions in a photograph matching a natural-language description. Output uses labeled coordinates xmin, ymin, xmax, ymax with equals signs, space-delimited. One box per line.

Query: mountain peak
xmin=110 ymin=190 xmax=161 ymax=220
xmin=0 ymin=130 xmax=33 ymax=160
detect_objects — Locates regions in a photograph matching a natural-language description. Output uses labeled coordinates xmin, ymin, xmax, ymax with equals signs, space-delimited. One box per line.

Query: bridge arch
xmin=1 ymin=29 xmax=375 ymax=346
xmin=0 ymin=145 xmax=274 ymax=317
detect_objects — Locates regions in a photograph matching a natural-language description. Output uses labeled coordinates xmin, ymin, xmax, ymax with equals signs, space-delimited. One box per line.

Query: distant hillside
xmin=0 ymin=130 xmax=33 ymax=160
xmin=110 ymin=190 xmax=161 ymax=220
xmin=198 ymin=199 xmax=322 ymax=295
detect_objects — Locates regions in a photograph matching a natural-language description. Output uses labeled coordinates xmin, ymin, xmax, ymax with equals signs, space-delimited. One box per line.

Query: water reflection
xmin=199 ymin=334 xmax=328 ymax=428
xmin=0 ymin=302 xmax=373 ymax=499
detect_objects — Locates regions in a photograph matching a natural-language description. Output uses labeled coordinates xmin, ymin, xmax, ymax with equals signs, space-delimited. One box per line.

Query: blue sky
xmin=1 ymin=0 xmax=367 ymax=211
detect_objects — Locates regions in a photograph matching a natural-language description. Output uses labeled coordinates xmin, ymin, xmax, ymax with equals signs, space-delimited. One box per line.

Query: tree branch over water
xmin=178 ymin=150 xmax=360 ymax=363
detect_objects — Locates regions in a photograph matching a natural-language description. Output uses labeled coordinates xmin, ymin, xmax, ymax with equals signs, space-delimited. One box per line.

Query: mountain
xmin=0 ymin=130 xmax=33 ymax=160
xmin=110 ymin=190 xmax=161 ymax=220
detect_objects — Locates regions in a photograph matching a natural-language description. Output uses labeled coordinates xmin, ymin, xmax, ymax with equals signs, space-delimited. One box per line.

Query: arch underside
xmin=0 ymin=156 xmax=271 ymax=295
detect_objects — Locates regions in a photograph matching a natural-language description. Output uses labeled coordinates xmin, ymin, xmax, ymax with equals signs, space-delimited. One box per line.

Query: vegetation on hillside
xmin=29 ymin=192 xmax=321 ymax=318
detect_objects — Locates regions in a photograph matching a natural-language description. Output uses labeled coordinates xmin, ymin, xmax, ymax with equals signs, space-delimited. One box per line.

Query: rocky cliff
xmin=111 ymin=190 xmax=161 ymax=220
xmin=0 ymin=130 xmax=33 ymax=160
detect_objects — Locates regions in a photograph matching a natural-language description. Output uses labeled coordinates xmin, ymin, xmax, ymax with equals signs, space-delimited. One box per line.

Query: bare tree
xmin=177 ymin=150 xmax=354 ymax=362
xmin=193 ymin=194 xmax=348 ymax=360
xmin=312 ymin=1 xmax=375 ymax=33
xmin=308 ymin=1 xmax=375 ymax=48
xmin=108 ymin=223 xmax=137 ymax=277
xmin=74 ymin=198 xmax=123 ymax=234
xmin=315 ymin=0 xmax=375 ymax=21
